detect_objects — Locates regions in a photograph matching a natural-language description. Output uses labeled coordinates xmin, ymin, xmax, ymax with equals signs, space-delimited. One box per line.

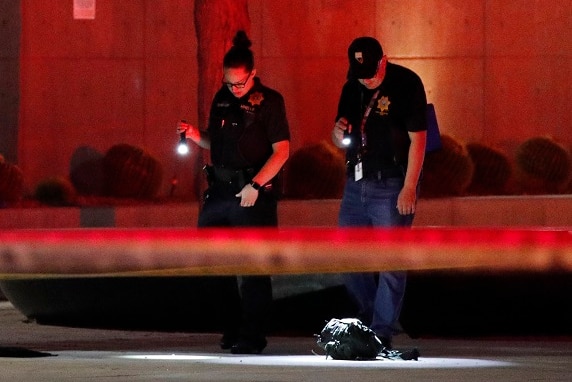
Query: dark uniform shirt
xmin=336 ymin=62 xmax=427 ymax=177
xmin=207 ymin=77 xmax=290 ymax=171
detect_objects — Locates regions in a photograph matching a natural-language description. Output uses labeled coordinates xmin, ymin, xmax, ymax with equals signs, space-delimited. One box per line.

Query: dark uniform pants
xmin=198 ymin=184 xmax=277 ymax=342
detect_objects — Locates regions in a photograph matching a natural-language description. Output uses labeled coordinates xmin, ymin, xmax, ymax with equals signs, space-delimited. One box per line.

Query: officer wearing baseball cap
xmin=332 ymin=36 xmax=428 ymax=349
xmin=347 ymin=36 xmax=384 ymax=79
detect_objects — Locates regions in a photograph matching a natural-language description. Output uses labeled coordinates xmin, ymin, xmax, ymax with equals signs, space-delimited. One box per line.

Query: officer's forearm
xmin=404 ymin=131 xmax=426 ymax=189
xmin=194 ymin=130 xmax=211 ymax=149
xmin=252 ymin=140 xmax=290 ymax=186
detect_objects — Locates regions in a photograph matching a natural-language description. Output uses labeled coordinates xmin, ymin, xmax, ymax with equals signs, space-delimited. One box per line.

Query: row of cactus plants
xmin=281 ymin=135 xmax=571 ymax=200
xmin=2 ymin=137 xmax=571 ymax=205
xmin=0 ymin=144 xmax=163 ymax=207
xmin=421 ymin=135 xmax=571 ymax=197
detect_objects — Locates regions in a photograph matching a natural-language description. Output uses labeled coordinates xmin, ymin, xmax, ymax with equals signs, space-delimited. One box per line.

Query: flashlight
xmin=177 ymin=120 xmax=189 ymax=155
xmin=342 ymin=131 xmax=351 ymax=146
xmin=177 ymin=132 xmax=189 ymax=155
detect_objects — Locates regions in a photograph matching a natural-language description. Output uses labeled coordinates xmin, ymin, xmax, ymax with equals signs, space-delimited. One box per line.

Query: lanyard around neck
xmin=359 ymin=90 xmax=380 ymax=151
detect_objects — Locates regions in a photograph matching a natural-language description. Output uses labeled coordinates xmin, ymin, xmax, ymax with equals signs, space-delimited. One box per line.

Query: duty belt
xmin=203 ymin=165 xmax=274 ymax=191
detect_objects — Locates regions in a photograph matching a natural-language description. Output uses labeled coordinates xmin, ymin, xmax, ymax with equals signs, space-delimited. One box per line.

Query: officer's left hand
xmin=397 ymin=186 xmax=417 ymax=215
xmin=236 ymin=184 xmax=259 ymax=208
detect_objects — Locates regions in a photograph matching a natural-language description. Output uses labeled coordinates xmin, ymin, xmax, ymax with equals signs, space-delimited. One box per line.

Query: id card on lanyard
xmin=355 ymin=90 xmax=380 ymax=181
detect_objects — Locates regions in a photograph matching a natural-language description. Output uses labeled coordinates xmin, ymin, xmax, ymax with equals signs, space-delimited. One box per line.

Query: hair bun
xmin=232 ymin=30 xmax=252 ymax=49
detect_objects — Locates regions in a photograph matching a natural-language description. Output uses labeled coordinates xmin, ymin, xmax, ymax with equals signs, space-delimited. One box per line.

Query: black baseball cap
xmin=347 ymin=37 xmax=383 ymax=79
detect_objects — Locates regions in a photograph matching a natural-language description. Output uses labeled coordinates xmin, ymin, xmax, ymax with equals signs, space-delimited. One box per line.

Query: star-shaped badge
xmin=377 ymin=96 xmax=390 ymax=115
xmin=249 ymin=92 xmax=264 ymax=106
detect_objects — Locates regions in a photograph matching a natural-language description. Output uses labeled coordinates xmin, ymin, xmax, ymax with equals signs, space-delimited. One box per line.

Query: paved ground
xmin=1 ymin=301 xmax=572 ymax=381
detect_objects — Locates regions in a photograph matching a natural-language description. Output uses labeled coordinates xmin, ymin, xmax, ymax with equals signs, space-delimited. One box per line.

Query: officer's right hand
xmin=332 ymin=117 xmax=352 ymax=146
xmin=176 ymin=120 xmax=199 ymax=142
xmin=176 ymin=120 xmax=190 ymax=135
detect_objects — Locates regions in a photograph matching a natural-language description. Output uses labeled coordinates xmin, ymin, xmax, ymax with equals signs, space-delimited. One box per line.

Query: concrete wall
xmin=248 ymin=1 xmax=572 ymax=153
xmin=1 ymin=196 xmax=571 ymax=229
xmin=17 ymin=0 xmax=199 ymax=197
xmin=9 ymin=0 xmax=572 ymax=197
xmin=0 ymin=1 xmax=20 ymax=163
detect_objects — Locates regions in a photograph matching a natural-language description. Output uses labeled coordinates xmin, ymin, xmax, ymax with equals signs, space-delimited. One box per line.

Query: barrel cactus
xmin=0 ymin=159 xmax=24 ymax=205
xmin=466 ymin=142 xmax=513 ymax=195
xmin=69 ymin=146 xmax=105 ymax=196
xmin=420 ymin=135 xmax=474 ymax=198
xmin=34 ymin=176 xmax=77 ymax=206
xmin=514 ymin=136 xmax=571 ymax=194
xmin=103 ymin=143 xmax=163 ymax=199
xmin=284 ymin=140 xmax=346 ymax=199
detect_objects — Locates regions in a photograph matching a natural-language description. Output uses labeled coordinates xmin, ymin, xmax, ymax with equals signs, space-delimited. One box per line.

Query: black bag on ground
xmin=316 ymin=318 xmax=384 ymax=360
xmin=316 ymin=318 xmax=420 ymax=361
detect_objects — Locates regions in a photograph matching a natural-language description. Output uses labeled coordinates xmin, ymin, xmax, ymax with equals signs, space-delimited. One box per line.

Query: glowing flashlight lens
xmin=342 ymin=137 xmax=351 ymax=146
xmin=177 ymin=131 xmax=189 ymax=155
xmin=177 ymin=143 xmax=189 ymax=155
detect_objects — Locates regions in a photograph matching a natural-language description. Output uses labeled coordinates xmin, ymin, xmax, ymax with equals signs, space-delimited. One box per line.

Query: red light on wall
xmin=74 ymin=0 xmax=96 ymax=20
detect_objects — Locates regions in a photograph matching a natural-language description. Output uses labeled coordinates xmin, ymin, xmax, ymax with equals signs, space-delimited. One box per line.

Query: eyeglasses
xmin=222 ymin=72 xmax=252 ymax=89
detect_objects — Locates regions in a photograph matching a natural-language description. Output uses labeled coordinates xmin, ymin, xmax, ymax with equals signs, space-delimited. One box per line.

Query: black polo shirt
xmin=207 ymin=77 xmax=290 ymax=170
xmin=336 ymin=62 xmax=427 ymax=175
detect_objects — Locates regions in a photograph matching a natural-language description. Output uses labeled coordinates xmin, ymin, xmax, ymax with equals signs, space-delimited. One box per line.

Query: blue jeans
xmin=339 ymin=177 xmax=415 ymax=340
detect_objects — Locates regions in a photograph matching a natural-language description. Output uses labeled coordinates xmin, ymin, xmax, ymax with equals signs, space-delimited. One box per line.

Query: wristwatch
xmin=250 ymin=181 xmax=262 ymax=190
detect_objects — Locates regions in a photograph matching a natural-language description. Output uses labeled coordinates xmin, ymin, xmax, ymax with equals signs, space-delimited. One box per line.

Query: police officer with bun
xmin=177 ymin=30 xmax=290 ymax=354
